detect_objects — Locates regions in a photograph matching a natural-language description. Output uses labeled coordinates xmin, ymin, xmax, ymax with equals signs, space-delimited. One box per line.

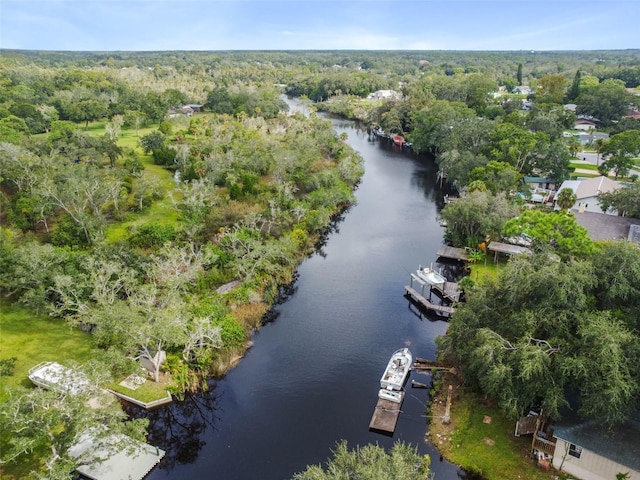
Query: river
xmin=139 ymin=99 xmax=465 ymax=480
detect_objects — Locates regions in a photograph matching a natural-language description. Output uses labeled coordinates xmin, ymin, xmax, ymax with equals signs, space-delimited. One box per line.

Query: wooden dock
xmin=369 ymin=393 xmax=404 ymax=433
xmin=412 ymin=358 xmax=457 ymax=374
xmin=404 ymin=285 xmax=455 ymax=316
xmin=431 ymin=281 xmax=461 ymax=302
xmin=437 ymin=246 xmax=469 ymax=262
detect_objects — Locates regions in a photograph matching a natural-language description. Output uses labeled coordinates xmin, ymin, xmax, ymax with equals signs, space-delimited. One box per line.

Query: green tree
xmin=292 ymin=441 xmax=431 ymax=480
xmin=139 ymin=130 xmax=166 ymax=154
xmin=599 ymin=130 xmax=640 ymax=179
xmin=439 ymin=253 xmax=640 ymax=423
xmin=517 ymin=63 xmax=523 ymax=85
xmin=536 ymin=74 xmax=566 ymax=104
xmin=591 ymin=241 xmax=640 ymax=326
xmin=486 ymin=123 xmax=548 ymax=174
xmin=8 ymin=102 xmax=46 ymax=134
xmin=571 ymin=311 xmax=639 ymax=423
xmin=440 ymin=190 xmax=519 ymax=248
xmin=0 ymin=115 xmax=30 ymax=143
xmin=567 ymin=69 xmax=582 ymax=102
xmin=537 ymin=141 xmax=573 ymax=183
xmin=410 ymin=100 xmax=474 ymax=154
xmin=67 ymin=98 xmax=109 ymax=128
xmin=501 ymin=209 xmax=596 ymax=260
xmin=577 ymin=79 xmax=631 ymax=125
xmin=598 ymin=182 xmax=640 ymax=218
xmin=468 ymin=161 xmax=521 ymax=194
xmin=436 ymin=149 xmax=489 ymax=188
xmin=123 ymin=110 xmax=147 ymax=135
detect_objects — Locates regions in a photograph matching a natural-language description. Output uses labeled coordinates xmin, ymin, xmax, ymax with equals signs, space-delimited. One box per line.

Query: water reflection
xmin=125 ymin=385 xmax=220 ymax=470
xmin=141 ymin=98 xmax=464 ymax=480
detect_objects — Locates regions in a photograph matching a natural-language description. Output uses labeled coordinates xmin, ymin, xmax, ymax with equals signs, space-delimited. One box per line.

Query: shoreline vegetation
xmin=2 ymin=49 xmax=639 ymax=479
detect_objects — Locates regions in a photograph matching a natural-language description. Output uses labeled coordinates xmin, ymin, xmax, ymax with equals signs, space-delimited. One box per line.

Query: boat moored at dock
xmin=380 ymin=347 xmax=412 ymax=391
xmin=416 ymin=264 xmax=447 ymax=286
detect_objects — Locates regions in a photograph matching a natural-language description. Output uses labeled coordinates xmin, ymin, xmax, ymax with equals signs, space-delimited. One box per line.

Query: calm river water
xmin=138 ymin=100 xmax=465 ymax=480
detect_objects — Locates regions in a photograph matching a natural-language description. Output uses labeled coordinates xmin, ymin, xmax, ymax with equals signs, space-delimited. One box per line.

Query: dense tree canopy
xmin=577 ymin=79 xmax=633 ymax=125
xmin=501 ymin=210 xmax=597 ymax=260
xmin=439 ymin=249 xmax=640 ymax=424
xmin=440 ymin=190 xmax=519 ymax=248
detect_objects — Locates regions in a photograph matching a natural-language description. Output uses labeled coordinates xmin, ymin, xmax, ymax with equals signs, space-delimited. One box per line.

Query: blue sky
xmin=1 ymin=0 xmax=639 ymax=51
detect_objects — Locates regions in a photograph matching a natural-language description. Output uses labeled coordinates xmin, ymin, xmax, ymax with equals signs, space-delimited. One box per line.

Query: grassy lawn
xmin=468 ymin=260 xmax=501 ymax=284
xmin=0 ymin=304 xmax=96 ymax=404
xmin=108 ymin=375 xmax=172 ymax=404
xmin=103 ymin=125 xmax=182 ymax=243
xmin=429 ymin=372 xmax=555 ymax=480
xmin=569 ymin=162 xmax=599 ymax=171
xmin=105 ymin=154 xmax=180 ymax=243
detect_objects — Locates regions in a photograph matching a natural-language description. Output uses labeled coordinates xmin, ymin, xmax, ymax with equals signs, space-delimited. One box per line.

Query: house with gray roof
xmin=551 ymin=412 xmax=640 ymax=480
xmin=556 ymin=176 xmax=623 ymax=215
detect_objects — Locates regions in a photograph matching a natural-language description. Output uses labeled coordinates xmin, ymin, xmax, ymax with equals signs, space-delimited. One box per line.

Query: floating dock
xmin=369 ymin=392 xmax=404 ymax=433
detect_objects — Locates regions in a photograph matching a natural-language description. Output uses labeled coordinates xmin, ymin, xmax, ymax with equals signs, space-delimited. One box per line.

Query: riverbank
xmin=427 ymin=367 xmax=556 ymax=479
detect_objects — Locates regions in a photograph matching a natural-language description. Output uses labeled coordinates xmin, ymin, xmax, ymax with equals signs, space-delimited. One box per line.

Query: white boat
xmin=416 ymin=264 xmax=447 ymax=286
xmin=380 ymin=348 xmax=412 ymax=391
xmin=378 ymin=388 xmax=405 ymax=404
xmin=28 ymin=361 xmax=91 ymax=395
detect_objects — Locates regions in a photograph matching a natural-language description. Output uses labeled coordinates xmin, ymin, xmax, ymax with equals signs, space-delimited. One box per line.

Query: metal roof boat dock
xmin=69 ymin=430 xmax=165 ymax=480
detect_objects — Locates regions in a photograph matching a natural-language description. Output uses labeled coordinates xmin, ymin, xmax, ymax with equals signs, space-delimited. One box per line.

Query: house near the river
xmin=550 ymin=415 xmax=640 ymax=480
xmin=518 ymin=412 xmax=640 ymax=480
xmin=556 ymin=176 xmax=622 ymax=215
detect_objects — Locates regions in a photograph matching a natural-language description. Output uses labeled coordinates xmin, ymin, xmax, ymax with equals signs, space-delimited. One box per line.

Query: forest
xmin=1 ymin=49 xmax=640 ymax=479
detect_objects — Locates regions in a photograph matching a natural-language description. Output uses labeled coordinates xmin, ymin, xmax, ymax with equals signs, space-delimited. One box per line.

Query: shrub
xmin=215 ymin=315 xmax=247 ymax=348
xmin=0 ymin=357 xmax=17 ymax=376
xmin=130 ymin=223 xmax=177 ymax=248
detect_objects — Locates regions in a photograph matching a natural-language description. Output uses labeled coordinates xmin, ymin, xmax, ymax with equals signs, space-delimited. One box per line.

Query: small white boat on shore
xmin=416 ymin=264 xmax=447 ymax=286
xmin=380 ymin=348 xmax=412 ymax=391
xmin=28 ymin=361 xmax=91 ymax=395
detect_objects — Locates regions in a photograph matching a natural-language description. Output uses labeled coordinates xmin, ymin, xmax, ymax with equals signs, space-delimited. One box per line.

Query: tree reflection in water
xmin=123 ymin=380 xmax=220 ymax=469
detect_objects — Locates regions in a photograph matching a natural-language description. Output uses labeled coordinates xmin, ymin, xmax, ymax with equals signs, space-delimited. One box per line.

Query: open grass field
xmin=105 ymin=152 xmax=180 ymax=243
xmin=82 ymin=121 xmax=184 ymax=243
xmin=0 ymin=303 xmax=96 ymax=404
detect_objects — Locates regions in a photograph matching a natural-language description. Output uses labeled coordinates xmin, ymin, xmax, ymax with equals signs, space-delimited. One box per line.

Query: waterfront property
xmin=551 ymin=414 xmax=640 ymax=480
xmin=520 ymin=411 xmax=640 ymax=480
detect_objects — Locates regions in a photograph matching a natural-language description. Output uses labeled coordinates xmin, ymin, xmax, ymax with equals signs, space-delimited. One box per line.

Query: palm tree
xmin=556 ymin=187 xmax=577 ymax=211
